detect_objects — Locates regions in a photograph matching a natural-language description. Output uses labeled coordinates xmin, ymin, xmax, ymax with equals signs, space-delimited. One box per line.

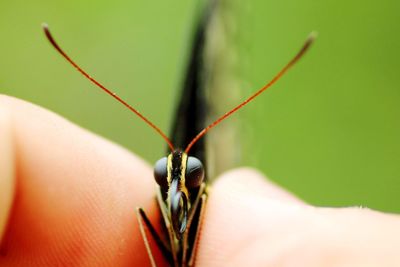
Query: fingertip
xmin=197 ymin=168 xmax=306 ymax=266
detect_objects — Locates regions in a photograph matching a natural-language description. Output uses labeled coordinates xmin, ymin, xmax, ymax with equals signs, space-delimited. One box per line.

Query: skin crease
xmin=0 ymin=94 xmax=399 ymax=267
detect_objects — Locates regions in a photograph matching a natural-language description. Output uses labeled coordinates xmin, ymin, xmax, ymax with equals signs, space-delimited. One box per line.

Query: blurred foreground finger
xmin=0 ymin=95 xmax=159 ymax=266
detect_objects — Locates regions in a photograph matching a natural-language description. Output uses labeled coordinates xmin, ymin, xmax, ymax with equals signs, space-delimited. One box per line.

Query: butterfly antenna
xmin=185 ymin=32 xmax=317 ymax=153
xmin=42 ymin=23 xmax=174 ymax=151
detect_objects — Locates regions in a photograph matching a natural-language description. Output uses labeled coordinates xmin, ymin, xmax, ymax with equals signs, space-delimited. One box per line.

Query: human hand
xmin=0 ymin=95 xmax=399 ymax=267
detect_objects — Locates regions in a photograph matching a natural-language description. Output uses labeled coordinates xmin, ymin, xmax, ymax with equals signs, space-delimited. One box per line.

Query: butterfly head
xmin=154 ymin=150 xmax=205 ymax=239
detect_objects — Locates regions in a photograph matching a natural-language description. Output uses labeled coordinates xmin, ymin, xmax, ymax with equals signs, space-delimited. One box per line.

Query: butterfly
xmin=42 ymin=1 xmax=315 ymax=266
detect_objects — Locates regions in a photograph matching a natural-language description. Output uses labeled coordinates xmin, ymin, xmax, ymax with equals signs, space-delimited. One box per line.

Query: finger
xmin=198 ymin=168 xmax=400 ymax=267
xmin=0 ymin=95 xmax=161 ymax=266
xmin=0 ymin=107 xmax=15 ymax=242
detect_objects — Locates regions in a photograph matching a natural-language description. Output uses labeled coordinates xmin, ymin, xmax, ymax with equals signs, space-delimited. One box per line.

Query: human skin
xmin=0 ymin=94 xmax=399 ymax=267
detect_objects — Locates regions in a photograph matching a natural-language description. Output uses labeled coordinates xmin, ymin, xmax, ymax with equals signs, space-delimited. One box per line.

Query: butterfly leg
xmin=188 ymin=193 xmax=207 ymax=267
xmin=181 ymin=182 xmax=208 ymax=266
xmin=136 ymin=207 xmax=172 ymax=267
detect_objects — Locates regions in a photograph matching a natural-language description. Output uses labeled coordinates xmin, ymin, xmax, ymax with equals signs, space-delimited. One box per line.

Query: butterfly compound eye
xmin=185 ymin=156 xmax=204 ymax=188
xmin=154 ymin=157 xmax=168 ymax=188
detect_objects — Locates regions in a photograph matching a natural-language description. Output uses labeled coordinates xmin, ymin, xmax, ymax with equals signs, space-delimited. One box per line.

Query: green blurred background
xmin=1 ymin=0 xmax=399 ymax=212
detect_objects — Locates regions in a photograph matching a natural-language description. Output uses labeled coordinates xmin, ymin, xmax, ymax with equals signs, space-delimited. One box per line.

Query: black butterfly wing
xmin=169 ymin=1 xmax=218 ymax=172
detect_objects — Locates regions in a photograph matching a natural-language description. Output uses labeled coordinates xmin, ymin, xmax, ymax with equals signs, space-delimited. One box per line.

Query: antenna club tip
xmin=308 ymin=31 xmax=319 ymax=41
xmin=41 ymin=22 xmax=49 ymax=30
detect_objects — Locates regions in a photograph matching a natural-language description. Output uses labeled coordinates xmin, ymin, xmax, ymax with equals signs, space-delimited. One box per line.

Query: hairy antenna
xmin=185 ymin=32 xmax=317 ymax=153
xmin=42 ymin=23 xmax=175 ymax=151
